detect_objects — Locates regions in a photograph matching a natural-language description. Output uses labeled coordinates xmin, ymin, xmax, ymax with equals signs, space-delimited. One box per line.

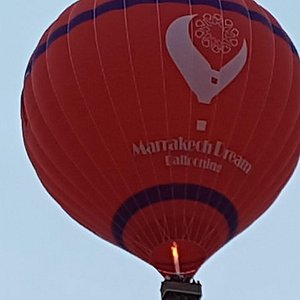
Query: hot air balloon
xmin=21 ymin=0 xmax=300 ymax=298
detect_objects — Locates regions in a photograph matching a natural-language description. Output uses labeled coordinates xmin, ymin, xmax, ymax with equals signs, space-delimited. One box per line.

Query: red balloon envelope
xmin=22 ymin=0 xmax=300 ymax=276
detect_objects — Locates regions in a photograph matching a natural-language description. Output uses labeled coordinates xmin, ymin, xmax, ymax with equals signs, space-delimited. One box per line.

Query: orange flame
xmin=171 ymin=242 xmax=181 ymax=275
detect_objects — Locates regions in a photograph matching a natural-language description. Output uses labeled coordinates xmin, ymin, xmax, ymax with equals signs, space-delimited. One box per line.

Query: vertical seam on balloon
xmin=92 ymin=0 xmax=158 ymax=253
xmin=67 ymin=1 xmax=139 ymax=230
xmin=88 ymin=0 xmax=157 ymax=253
xmin=195 ymin=0 xmax=231 ymax=250
xmin=229 ymin=7 xmax=296 ymax=231
xmin=200 ymin=0 xmax=254 ymax=250
xmin=91 ymin=0 xmax=152 ymax=252
xmin=181 ymin=0 xmax=195 ymax=243
xmin=92 ymin=0 xmax=161 ymax=251
xmin=66 ymin=0 xmax=148 ymax=244
xmin=154 ymin=0 xmax=173 ymax=243
xmin=209 ymin=0 xmax=255 ymax=250
xmin=193 ymin=0 xmax=224 ymax=248
xmin=184 ymin=2 xmax=208 ymax=245
xmin=227 ymin=7 xmax=298 ymax=236
xmin=65 ymin=3 xmax=134 ymax=219
xmin=26 ymin=76 xmax=117 ymax=239
xmin=208 ymin=1 xmax=276 ymax=245
xmin=41 ymin=4 xmax=133 ymax=238
xmin=148 ymin=3 xmax=172 ymax=247
xmin=155 ymin=0 xmax=173 ymax=244
xmin=189 ymin=0 xmax=228 ymax=251
xmin=174 ymin=6 xmax=197 ymax=243
xmin=122 ymin=0 xmax=166 ymax=249
xmin=204 ymin=1 xmax=268 ymax=245
xmin=122 ymin=0 xmax=162 ymax=250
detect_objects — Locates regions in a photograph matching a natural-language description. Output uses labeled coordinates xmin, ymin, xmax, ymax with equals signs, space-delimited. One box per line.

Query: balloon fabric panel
xmin=22 ymin=0 xmax=300 ymax=276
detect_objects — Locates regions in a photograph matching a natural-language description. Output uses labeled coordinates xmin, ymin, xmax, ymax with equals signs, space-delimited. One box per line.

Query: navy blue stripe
xmin=112 ymin=183 xmax=238 ymax=250
xmin=24 ymin=0 xmax=298 ymax=78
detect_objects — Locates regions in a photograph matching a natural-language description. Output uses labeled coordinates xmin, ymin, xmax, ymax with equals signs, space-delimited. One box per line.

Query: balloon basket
xmin=160 ymin=277 xmax=202 ymax=300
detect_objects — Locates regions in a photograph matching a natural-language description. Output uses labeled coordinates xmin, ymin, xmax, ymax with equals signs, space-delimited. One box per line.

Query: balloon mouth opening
xmin=150 ymin=240 xmax=208 ymax=277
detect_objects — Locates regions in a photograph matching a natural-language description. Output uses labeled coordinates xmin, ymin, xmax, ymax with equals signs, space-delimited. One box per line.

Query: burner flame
xmin=171 ymin=242 xmax=181 ymax=275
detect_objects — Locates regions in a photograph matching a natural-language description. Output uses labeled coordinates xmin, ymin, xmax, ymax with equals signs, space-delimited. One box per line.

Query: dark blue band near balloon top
xmin=112 ymin=183 xmax=238 ymax=250
xmin=24 ymin=0 xmax=298 ymax=78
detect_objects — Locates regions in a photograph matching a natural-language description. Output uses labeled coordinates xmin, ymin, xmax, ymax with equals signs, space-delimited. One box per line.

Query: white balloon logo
xmin=166 ymin=14 xmax=248 ymax=104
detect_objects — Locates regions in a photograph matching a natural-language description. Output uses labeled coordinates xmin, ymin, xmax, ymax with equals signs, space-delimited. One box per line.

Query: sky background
xmin=1 ymin=0 xmax=299 ymax=299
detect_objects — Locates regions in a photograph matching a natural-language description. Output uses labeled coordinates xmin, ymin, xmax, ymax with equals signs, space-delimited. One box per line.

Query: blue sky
xmin=1 ymin=0 xmax=299 ymax=299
